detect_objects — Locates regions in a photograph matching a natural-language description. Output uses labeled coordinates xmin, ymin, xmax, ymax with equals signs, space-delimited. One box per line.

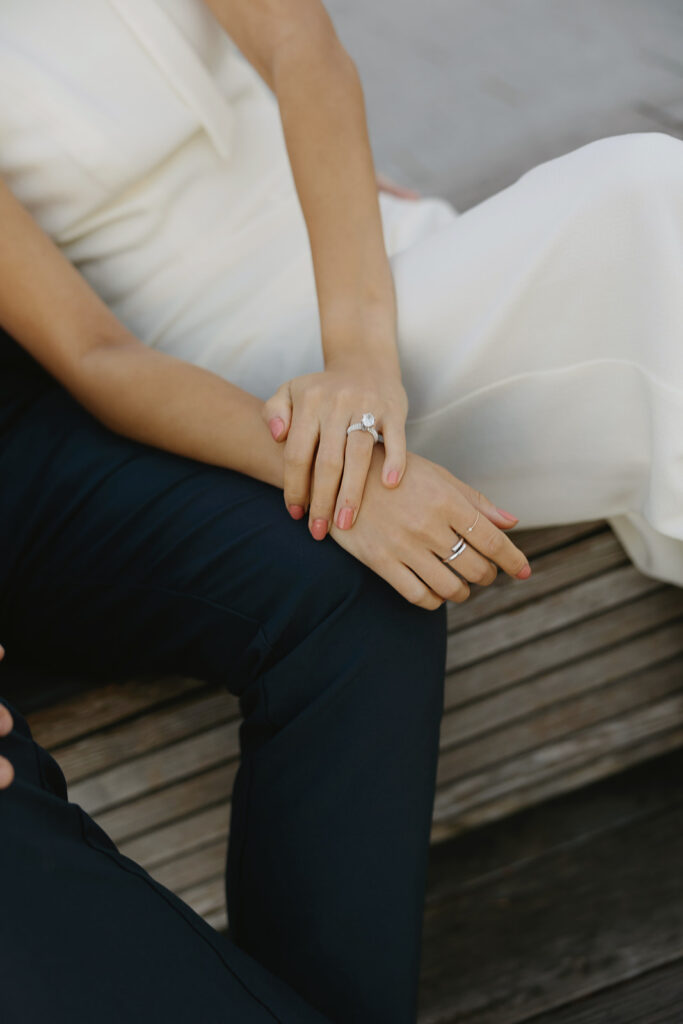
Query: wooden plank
xmin=442 ymin=619 xmax=683 ymax=747
xmin=418 ymin=791 xmax=683 ymax=1024
xmin=179 ymin=876 xmax=226 ymax=922
xmin=29 ymin=675 xmax=205 ymax=749
xmin=56 ymin=688 xmax=239 ymax=783
xmin=120 ymin=801 xmax=231 ymax=871
xmin=430 ymin=725 xmax=683 ymax=844
xmin=446 ymin=564 xmax=663 ymax=671
xmin=152 ymin=838 xmax=227 ymax=893
xmin=446 ymin=528 xmax=628 ymax=632
xmin=96 ymin=763 xmax=236 ymax=844
xmin=425 ymin=746 xmax=683 ymax=900
xmin=433 ymin=679 xmax=683 ymax=826
xmin=69 ymin=719 xmax=241 ymax=814
xmin=517 ymin=957 xmax=683 ymax=1024
xmin=444 ymin=588 xmax=682 ymax=708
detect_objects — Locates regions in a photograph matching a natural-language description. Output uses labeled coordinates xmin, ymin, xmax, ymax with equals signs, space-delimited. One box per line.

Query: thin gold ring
xmin=465 ymin=509 xmax=480 ymax=533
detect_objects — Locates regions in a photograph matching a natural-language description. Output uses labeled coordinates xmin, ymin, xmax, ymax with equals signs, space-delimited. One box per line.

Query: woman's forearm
xmin=76 ymin=342 xmax=285 ymax=488
xmin=0 ymin=175 xmax=284 ymax=489
xmin=202 ymin=0 xmax=401 ymax=372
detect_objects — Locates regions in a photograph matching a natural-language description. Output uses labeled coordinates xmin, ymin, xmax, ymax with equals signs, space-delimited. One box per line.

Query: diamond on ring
xmin=347 ymin=412 xmax=384 ymax=444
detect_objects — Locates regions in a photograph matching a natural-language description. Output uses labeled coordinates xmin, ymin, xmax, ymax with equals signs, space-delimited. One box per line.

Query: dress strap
xmin=107 ymin=0 xmax=234 ymax=159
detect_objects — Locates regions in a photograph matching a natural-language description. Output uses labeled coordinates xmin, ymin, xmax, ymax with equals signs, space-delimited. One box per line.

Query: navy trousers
xmin=0 ymin=328 xmax=447 ymax=1023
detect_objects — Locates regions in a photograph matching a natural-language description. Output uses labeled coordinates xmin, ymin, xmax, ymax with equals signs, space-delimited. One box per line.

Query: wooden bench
xmin=23 ymin=518 xmax=683 ymax=932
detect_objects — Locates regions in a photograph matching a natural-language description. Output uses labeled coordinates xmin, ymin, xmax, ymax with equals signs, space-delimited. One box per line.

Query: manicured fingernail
xmin=497 ymin=507 xmax=518 ymax=522
xmin=311 ymin=518 xmax=328 ymax=540
xmin=337 ymin=507 xmax=353 ymax=530
xmin=288 ymin=504 xmax=305 ymax=520
xmin=516 ymin=564 xmax=532 ymax=580
xmin=386 ymin=470 xmax=400 ymax=486
xmin=269 ymin=417 xmax=285 ymax=440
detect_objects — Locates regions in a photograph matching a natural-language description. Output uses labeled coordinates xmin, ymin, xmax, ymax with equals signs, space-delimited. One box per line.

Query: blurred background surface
xmin=327 ymin=0 xmax=683 ymax=209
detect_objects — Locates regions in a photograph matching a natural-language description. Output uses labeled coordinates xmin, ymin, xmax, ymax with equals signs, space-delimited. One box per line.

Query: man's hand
xmin=0 ymin=645 xmax=15 ymax=790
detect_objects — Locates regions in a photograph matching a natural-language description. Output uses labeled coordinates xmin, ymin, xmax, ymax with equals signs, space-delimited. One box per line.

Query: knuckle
xmin=406 ymin=581 xmax=430 ymax=607
xmin=451 ymin=580 xmax=471 ymax=603
xmin=284 ymin=449 xmax=309 ymax=470
xmin=482 ymin=530 xmax=504 ymax=559
xmin=468 ymin=563 xmax=490 ymax=585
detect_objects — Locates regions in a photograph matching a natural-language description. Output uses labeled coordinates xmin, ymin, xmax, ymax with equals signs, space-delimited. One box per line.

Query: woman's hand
xmin=263 ymin=359 xmax=410 ymax=540
xmin=376 ymin=172 xmax=421 ymax=200
xmin=329 ymin=446 xmax=531 ymax=609
xmin=0 ymin=645 xmax=15 ymax=790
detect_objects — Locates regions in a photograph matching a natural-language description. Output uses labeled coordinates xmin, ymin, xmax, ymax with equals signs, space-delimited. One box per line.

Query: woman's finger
xmin=380 ymin=415 xmax=407 ymax=487
xmin=451 ymin=479 xmax=520 ymax=531
xmin=376 ymin=173 xmax=421 ymax=200
xmin=333 ymin=428 xmax=376 ymax=530
xmin=308 ymin=420 xmax=348 ymax=540
xmin=263 ymin=380 xmax=293 ymax=442
xmin=454 ymin=503 xmax=531 ymax=580
xmin=410 ymin=551 xmax=471 ymax=605
xmin=282 ymin=410 xmax=319 ymax=520
xmin=435 ymin=532 xmax=497 ymax=587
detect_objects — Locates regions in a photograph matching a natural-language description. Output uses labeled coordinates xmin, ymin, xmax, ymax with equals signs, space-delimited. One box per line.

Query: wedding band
xmin=347 ymin=411 xmax=384 ymax=444
xmin=443 ymin=535 xmax=468 ymax=563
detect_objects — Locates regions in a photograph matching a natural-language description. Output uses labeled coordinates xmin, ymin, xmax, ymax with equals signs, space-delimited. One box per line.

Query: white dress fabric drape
xmin=1 ymin=0 xmax=682 ymax=588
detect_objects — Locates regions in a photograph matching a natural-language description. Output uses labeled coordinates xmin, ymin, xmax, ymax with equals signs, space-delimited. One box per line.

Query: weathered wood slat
xmin=69 ymin=719 xmax=241 ymax=813
xmin=177 ymin=877 xmax=226 ymax=922
xmin=153 ymin=838 xmax=227 ymax=893
xmin=444 ymin=588 xmax=682 ymax=708
xmin=55 ymin=688 xmax=239 ymax=783
xmin=29 ymin=675 xmax=205 ymax=749
xmin=519 ymin=957 xmax=683 ymax=1024
xmin=433 ymin=681 xmax=683 ymax=826
xmin=429 ymin=725 xmax=683 ymax=844
xmin=96 ymin=763 xmax=236 ymax=844
xmin=446 ymin=564 xmax=663 ymax=670
xmin=418 ymin=758 xmax=683 ymax=1024
xmin=120 ymin=800 xmax=231 ymax=870
xmin=441 ymin=618 xmax=683 ymax=748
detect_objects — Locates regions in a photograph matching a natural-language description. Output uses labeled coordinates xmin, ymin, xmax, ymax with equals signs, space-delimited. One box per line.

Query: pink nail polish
xmin=288 ymin=504 xmax=304 ymax=520
xmin=269 ymin=417 xmax=285 ymax=440
xmin=386 ymin=470 xmax=400 ymax=486
xmin=497 ymin=507 xmax=518 ymax=522
xmin=311 ymin=518 xmax=328 ymax=540
xmin=516 ymin=564 xmax=532 ymax=580
xmin=338 ymin=507 xmax=353 ymax=529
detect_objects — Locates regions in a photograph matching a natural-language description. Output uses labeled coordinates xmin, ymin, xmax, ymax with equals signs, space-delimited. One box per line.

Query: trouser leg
xmin=0 ymin=697 xmax=330 ymax=1023
xmin=0 ymin=350 xmax=447 ymax=1022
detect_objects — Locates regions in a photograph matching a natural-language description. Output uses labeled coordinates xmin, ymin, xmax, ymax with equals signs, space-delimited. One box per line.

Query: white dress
xmin=2 ymin=0 xmax=682 ymax=588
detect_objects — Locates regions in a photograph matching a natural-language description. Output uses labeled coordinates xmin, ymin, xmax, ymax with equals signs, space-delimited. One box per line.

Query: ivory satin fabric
xmin=1 ymin=0 xmax=682 ymax=587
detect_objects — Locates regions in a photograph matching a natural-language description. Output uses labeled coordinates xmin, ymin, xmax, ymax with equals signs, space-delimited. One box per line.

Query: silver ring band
xmin=347 ymin=412 xmax=384 ymax=444
xmin=443 ymin=535 xmax=468 ymax=563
